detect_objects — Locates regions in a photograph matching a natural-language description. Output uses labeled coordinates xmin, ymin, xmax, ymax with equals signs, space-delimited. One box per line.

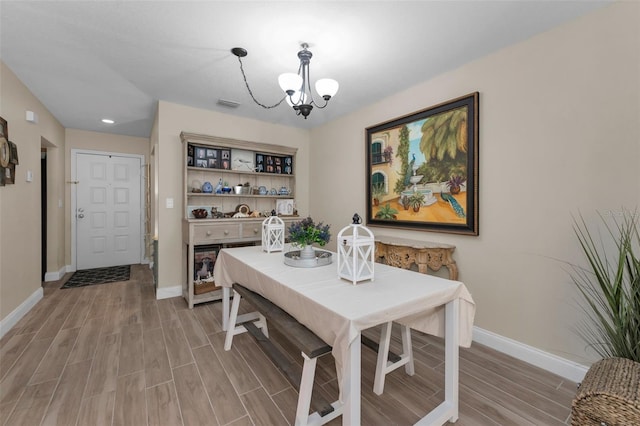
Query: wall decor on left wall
xmin=0 ymin=115 xmax=18 ymax=185
xmin=0 ymin=116 xmax=9 ymax=186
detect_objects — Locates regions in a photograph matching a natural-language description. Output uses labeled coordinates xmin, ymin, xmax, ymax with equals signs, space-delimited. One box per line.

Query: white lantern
xmin=262 ymin=216 xmax=285 ymax=253
xmin=337 ymin=214 xmax=375 ymax=285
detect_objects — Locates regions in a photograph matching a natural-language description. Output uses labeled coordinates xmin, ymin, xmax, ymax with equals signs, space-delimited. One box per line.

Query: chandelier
xmin=231 ymin=43 xmax=339 ymax=119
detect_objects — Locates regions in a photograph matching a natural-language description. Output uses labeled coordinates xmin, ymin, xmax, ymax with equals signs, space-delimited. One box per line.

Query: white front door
xmin=76 ymin=153 xmax=142 ymax=270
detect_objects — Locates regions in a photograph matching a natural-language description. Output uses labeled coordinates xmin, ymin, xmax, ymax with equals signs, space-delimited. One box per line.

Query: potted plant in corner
xmin=569 ymin=209 xmax=640 ymax=362
xmin=568 ymin=209 xmax=640 ymax=424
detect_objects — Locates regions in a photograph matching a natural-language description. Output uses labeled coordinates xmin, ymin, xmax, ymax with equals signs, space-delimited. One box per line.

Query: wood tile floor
xmin=0 ymin=264 xmax=578 ymax=425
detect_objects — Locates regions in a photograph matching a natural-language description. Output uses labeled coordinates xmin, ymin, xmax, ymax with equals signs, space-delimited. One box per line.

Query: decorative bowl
xmin=192 ymin=208 xmax=208 ymax=219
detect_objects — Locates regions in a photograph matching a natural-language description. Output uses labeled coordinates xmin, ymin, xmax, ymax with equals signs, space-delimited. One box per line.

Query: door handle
xmin=78 ymin=213 xmax=85 ymax=219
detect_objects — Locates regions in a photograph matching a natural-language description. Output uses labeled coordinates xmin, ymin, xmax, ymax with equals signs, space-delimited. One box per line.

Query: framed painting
xmin=365 ymin=92 xmax=479 ymax=235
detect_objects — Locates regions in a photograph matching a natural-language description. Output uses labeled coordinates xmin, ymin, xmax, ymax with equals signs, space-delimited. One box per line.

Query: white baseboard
xmin=156 ymin=285 xmax=181 ymax=300
xmin=0 ymin=287 xmax=44 ymax=339
xmin=44 ymin=266 xmax=68 ymax=282
xmin=473 ymin=326 xmax=589 ymax=383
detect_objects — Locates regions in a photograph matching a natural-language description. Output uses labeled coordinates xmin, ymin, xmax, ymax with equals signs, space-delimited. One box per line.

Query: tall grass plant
xmin=570 ymin=209 xmax=640 ymax=362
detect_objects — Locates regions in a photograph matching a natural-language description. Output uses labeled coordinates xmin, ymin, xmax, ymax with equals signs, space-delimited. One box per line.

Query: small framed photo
xmin=208 ymin=158 xmax=218 ymax=168
xmin=276 ymin=199 xmax=295 ymax=216
xmin=221 ymin=150 xmax=230 ymax=160
xmin=188 ymin=145 xmax=194 ymax=157
xmin=221 ymin=159 xmax=230 ymax=170
xmin=195 ymin=147 xmax=206 ymax=159
xmin=187 ymin=156 xmax=193 ymax=166
xmin=206 ymin=149 xmax=216 ymax=158
xmin=231 ymin=149 xmax=255 ymax=171
xmin=196 ymin=159 xmax=208 ymax=168
xmin=194 ymin=244 xmax=221 ymax=281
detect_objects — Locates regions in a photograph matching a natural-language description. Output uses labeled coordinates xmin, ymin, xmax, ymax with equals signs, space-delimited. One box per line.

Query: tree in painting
xmin=393 ymin=125 xmax=410 ymax=195
xmin=416 ymin=106 xmax=468 ymax=183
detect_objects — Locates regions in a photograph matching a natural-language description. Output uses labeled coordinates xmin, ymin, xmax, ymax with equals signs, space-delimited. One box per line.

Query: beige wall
xmin=310 ymin=2 xmax=640 ymax=365
xmin=155 ymin=101 xmax=311 ymax=291
xmin=64 ymin=129 xmax=150 ymax=267
xmin=0 ymin=62 xmax=65 ymax=323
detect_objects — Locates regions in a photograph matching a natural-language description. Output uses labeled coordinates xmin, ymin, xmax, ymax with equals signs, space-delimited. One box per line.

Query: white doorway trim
xmin=70 ymin=149 xmax=146 ymax=272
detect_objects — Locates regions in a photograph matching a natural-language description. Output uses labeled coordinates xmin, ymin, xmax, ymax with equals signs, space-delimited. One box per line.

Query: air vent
xmin=217 ymin=99 xmax=241 ymax=108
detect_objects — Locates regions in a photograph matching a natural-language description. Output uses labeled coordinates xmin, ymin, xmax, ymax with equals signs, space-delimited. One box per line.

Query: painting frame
xmin=365 ymin=92 xmax=479 ymax=235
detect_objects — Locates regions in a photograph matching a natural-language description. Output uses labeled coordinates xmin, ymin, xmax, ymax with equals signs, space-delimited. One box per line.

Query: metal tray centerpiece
xmin=284 ymin=217 xmax=332 ymax=268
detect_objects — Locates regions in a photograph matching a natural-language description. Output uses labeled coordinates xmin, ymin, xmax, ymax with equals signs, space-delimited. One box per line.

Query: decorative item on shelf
xmin=262 ymin=216 xmax=285 ymax=253
xmin=222 ymin=181 xmax=232 ymax=193
xmin=192 ymin=208 xmax=208 ymax=219
xmin=191 ymin=179 xmax=202 ymax=193
xmin=234 ymin=184 xmax=243 ymax=195
xmin=337 ymin=213 xmax=375 ymax=285
xmin=276 ymin=199 xmax=295 ymax=216
xmin=236 ymin=204 xmax=251 ymax=215
xmin=284 ymin=217 xmax=332 ymax=267
xmin=278 ymin=186 xmax=290 ymax=196
xmin=242 ymin=182 xmax=251 ymax=194
xmin=258 ymin=186 xmax=268 ymax=195
xmin=202 ymin=181 xmax=213 ymax=193
xmin=210 ymin=207 xmax=224 ymax=219
xmin=215 ymin=178 xmax=223 ymax=194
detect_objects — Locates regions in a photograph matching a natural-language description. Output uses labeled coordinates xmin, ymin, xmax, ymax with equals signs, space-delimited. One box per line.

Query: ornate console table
xmin=374 ymin=236 xmax=458 ymax=280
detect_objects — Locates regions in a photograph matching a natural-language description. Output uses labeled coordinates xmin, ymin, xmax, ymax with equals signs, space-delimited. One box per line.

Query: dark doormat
xmin=61 ymin=265 xmax=131 ymax=289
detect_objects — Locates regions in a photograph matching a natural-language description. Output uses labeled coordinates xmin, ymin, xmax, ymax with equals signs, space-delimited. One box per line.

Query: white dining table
xmin=213 ymin=245 xmax=475 ymax=425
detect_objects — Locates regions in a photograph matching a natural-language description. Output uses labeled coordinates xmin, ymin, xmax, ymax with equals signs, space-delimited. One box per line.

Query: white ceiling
xmin=0 ymin=1 xmax=608 ymax=138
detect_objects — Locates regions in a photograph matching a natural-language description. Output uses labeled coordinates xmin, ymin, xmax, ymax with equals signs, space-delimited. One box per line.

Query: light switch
xmin=166 ymin=198 xmax=174 ymax=208
xmin=26 ymin=170 xmax=33 ymax=182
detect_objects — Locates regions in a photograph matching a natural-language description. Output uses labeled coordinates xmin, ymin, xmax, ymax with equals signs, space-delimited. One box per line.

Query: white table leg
xmin=222 ymin=286 xmax=230 ymax=331
xmin=342 ymin=333 xmax=361 ymax=426
xmin=373 ymin=322 xmax=392 ymax=395
xmin=401 ymin=325 xmax=415 ymax=376
xmin=445 ymin=298 xmax=460 ymax=422
xmin=414 ymin=298 xmax=459 ymax=426
xmin=224 ymin=290 xmax=241 ymax=351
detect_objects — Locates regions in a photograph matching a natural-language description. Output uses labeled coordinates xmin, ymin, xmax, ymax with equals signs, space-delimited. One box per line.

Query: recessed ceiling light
xmin=101 ymin=118 xmax=115 ymax=124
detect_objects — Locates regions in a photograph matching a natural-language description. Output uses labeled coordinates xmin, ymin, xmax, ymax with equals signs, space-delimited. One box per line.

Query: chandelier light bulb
xmin=278 ymin=73 xmax=302 ymax=94
xmin=315 ymin=78 xmax=339 ymax=99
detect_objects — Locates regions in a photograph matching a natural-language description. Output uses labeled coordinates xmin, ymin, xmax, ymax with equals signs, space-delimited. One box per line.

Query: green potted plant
xmin=371 ymin=183 xmax=386 ymax=206
xmin=408 ymin=192 xmax=426 ymax=212
xmin=287 ymin=217 xmax=331 ymax=259
xmin=446 ymin=175 xmax=466 ymax=195
xmin=569 ymin=210 xmax=640 ymax=362
xmin=375 ymin=203 xmax=398 ymax=220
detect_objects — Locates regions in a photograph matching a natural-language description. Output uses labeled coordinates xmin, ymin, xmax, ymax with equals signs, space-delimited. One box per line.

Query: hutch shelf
xmin=180 ymin=132 xmax=298 ymax=308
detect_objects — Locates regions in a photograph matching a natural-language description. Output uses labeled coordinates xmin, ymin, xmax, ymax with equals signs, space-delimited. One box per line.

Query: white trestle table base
xmin=214 ymin=246 xmax=475 ymax=426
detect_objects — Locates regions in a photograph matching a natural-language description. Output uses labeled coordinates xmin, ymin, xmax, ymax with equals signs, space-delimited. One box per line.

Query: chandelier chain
xmin=236 ymin=56 xmax=286 ymax=109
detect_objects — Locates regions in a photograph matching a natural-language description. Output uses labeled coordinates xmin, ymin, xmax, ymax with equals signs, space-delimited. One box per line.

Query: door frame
xmin=71 ymin=149 xmax=146 ymax=271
